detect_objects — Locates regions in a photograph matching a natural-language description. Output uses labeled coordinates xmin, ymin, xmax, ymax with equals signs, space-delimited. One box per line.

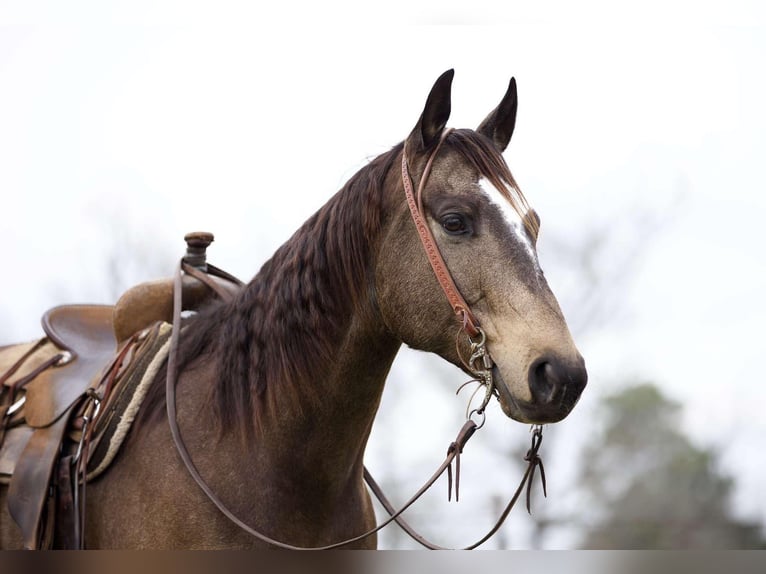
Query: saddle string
xmin=0 ymin=339 xmax=68 ymax=427
xmin=71 ymin=328 xmax=146 ymax=548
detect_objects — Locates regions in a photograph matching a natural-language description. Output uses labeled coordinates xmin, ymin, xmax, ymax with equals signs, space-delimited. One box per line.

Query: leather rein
xmin=164 ymin=132 xmax=548 ymax=549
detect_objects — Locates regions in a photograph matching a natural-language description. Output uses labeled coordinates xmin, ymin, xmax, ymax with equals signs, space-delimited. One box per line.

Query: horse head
xmin=377 ymin=70 xmax=587 ymax=424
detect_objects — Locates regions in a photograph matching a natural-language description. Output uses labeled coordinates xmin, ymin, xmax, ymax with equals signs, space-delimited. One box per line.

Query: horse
xmin=0 ymin=69 xmax=587 ymax=549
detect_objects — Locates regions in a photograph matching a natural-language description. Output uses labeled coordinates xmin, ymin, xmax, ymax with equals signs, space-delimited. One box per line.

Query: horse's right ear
xmin=406 ymin=69 xmax=454 ymax=154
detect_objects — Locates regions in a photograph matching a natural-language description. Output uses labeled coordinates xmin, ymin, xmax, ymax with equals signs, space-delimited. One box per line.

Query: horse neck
xmin=207 ymin=148 xmax=404 ymax=486
xmin=259 ymin=313 xmax=401 ymax=483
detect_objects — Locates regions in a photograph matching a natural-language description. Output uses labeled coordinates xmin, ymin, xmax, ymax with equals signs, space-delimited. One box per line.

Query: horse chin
xmin=492 ymin=365 xmax=575 ymax=425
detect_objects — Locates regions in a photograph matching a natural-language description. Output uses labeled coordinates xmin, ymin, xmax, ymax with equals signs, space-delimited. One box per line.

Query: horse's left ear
xmin=406 ymin=69 xmax=454 ymax=154
xmin=477 ymin=77 xmax=518 ymax=152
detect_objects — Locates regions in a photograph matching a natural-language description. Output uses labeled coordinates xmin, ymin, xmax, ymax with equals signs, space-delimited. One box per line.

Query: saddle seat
xmin=0 ymin=285 xmax=229 ymax=546
xmin=112 ymin=274 xmax=240 ymax=344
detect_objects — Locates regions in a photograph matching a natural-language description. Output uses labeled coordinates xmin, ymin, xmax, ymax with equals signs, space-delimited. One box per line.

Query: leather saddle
xmin=0 ymin=282 xmax=236 ymax=548
xmin=2 ymin=304 xmax=117 ymax=549
xmin=0 ymin=231 xmax=243 ymax=549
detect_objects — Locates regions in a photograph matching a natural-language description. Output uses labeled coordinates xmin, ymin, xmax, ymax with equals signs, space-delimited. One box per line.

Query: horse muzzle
xmin=492 ymin=353 xmax=587 ymax=424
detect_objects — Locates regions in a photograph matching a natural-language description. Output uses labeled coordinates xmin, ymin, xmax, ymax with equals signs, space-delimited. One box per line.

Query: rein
xmin=163 ymin=132 xmax=549 ymax=549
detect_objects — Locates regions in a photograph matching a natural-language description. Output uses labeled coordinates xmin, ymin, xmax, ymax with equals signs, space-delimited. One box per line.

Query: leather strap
xmin=182 ymin=263 xmax=244 ymax=302
xmin=401 ymin=129 xmax=481 ymax=338
xmin=165 ymin=260 xmax=546 ymax=549
xmin=7 ymin=412 xmax=72 ymax=549
xmin=166 ymin=260 xmax=483 ymax=549
xmin=365 ymin=426 xmax=547 ymax=550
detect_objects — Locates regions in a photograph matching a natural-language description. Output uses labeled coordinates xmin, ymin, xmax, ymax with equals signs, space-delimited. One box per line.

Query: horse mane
xmin=134 ymin=129 xmax=533 ymax=442
xmin=135 ymin=142 xmax=403 ymax=441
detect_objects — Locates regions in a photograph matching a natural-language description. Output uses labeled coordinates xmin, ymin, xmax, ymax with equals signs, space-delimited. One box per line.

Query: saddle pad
xmin=86 ymin=322 xmax=172 ymax=480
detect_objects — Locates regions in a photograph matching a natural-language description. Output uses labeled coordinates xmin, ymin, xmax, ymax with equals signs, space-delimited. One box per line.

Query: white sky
xmin=1 ymin=1 xmax=765 ymax=548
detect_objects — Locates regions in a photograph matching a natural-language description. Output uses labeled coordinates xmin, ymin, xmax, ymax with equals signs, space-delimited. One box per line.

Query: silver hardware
xmin=55 ymin=351 xmax=73 ymax=366
xmin=72 ymin=393 xmax=102 ymax=464
xmin=5 ymin=396 xmax=25 ymax=417
xmin=468 ymin=408 xmax=487 ymax=429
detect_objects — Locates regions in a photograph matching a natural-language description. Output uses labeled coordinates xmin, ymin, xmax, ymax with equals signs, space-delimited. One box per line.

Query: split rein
xmin=164 ymin=134 xmax=549 ymax=550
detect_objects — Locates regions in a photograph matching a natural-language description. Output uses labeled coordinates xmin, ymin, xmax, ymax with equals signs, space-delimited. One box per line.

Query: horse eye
xmin=441 ymin=213 xmax=468 ymax=235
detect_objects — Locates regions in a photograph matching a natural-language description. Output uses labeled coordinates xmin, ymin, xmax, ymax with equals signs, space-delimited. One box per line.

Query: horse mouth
xmin=492 ymin=365 xmax=580 ymax=424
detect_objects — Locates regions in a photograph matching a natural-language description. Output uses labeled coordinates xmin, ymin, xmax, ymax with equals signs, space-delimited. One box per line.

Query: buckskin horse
xmin=0 ymin=70 xmax=587 ymax=549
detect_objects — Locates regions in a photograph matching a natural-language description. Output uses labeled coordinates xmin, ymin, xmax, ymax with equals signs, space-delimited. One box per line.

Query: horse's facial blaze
xmin=385 ymin=70 xmax=587 ymax=425
xmin=468 ymin=177 xmax=587 ymax=424
xmin=376 ymin=145 xmax=587 ymax=425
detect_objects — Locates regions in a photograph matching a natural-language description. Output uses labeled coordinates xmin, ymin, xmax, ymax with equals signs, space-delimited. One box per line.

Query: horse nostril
xmin=529 ymin=355 xmax=588 ymax=406
xmin=530 ymin=359 xmax=561 ymax=405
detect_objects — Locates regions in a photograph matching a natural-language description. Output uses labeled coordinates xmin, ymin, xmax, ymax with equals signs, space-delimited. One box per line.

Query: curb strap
xmin=401 ymin=129 xmax=481 ymax=339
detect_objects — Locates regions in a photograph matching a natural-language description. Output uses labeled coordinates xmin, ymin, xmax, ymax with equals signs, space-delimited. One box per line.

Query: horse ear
xmin=406 ymin=69 xmax=454 ymax=153
xmin=477 ymin=77 xmax=518 ymax=152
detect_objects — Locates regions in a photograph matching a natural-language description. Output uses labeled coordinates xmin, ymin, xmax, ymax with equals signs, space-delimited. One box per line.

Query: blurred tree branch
xmin=576 ymin=383 xmax=765 ymax=549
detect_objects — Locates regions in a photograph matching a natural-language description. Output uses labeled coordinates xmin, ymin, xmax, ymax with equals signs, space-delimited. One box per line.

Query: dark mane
xmin=137 ymin=143 xmax=403 ymax=440
xmin=136 ymin=130 xmax=532 ymax=441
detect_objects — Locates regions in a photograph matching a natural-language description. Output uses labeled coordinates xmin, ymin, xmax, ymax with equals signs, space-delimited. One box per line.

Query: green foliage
xmin=578 ymin=383 xmax=765 ymax=549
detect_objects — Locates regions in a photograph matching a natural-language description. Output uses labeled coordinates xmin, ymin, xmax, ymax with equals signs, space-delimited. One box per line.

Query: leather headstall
xmin=401 ymin=128 xmax=482 ymax=339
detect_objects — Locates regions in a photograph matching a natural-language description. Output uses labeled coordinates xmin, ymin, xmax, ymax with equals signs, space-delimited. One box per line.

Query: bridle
xmin=401 ymin=128 xmax=498 ymax=422
xmin=401 ymin=128 xmax=481 ymax=339
xmin=164 ymin=131 xmax=548 ymax=550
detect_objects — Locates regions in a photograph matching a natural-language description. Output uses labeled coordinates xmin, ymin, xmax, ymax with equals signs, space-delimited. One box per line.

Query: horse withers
xmin=0 ymin=70 xmax=586 ymax=549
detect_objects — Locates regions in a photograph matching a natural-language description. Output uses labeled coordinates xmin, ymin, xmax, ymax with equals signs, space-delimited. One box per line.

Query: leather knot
xmin=446 ymin=420 xmax=478 ymax=502
xmin=523 ymin=427 xmax=547 ymax=513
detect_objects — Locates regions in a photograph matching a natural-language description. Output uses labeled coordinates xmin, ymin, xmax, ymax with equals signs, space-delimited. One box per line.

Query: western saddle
xmin=0 ymin=232 xmax=242 ymax=549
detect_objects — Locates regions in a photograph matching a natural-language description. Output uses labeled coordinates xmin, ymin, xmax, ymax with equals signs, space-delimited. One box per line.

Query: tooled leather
xmin=401 ymin=129 xmax=481 ymax=338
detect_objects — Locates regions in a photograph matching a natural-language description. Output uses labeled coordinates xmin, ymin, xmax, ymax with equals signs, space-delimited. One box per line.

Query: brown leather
xmin=0 ymin=233 xmax=244 ymax=549
xmin=0 ymin=340 xmax=61 ymax=391
xmin=165 ymin=262 xmax=537 ymax=550
xmin=54 ymin=454 xmax=77 ymax=549
xmin=1 ymin=340 xmax=61 ymax=479
xmin=364 ymin=425 xmax=547 ymax=550
xmin=3 ymin=305 xmax=116 ymax=548
xmin=0 ymin=426 xmax=33 ymax=479
xmin=24 ymin=305 xmax=116 ymax=428
xmin=113 ymin=274 xmax=241 ymax=344
xmin=401 ymin=129 xmax=481 ymax=338
xmin=7 ymin=413 xmax=71 ymax=549
xmin=167 ymin=266 xmax=482 ymax=548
